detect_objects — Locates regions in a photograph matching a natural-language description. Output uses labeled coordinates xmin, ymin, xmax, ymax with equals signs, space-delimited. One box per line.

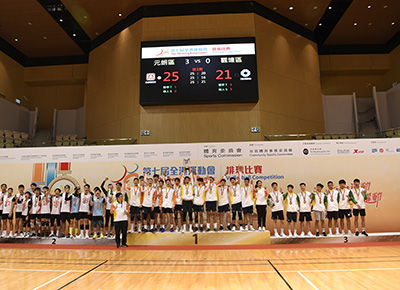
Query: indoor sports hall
xmin=0 ymin=1 xmax=400 ymax=289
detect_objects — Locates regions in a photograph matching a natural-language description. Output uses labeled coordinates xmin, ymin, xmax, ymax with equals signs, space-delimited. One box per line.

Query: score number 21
xmin=216 ymin=69 xmax=232 ymax=80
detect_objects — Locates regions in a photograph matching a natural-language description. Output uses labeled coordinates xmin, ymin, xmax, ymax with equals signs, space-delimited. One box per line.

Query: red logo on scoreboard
xmin=146 ymin=73 xmax=156 ymax=81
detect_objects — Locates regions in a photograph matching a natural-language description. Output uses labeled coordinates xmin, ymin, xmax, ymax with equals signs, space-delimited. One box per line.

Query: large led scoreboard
xmin=140 ymin=37 xmax=259 ymax=105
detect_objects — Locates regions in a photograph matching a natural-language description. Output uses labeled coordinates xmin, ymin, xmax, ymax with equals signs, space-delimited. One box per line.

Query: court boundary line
xmin=268 ymin=260 xmax=293 ymax=290
xmin=32 ymin=271 xmax=71 ymax=290
xmin=57 ymin=260 xmax=108 ymax=290
xmin=297 ymin=271 xmax=320 ymax=290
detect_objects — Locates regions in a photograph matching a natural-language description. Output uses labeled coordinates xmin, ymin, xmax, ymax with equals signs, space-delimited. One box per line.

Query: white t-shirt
xmin=15 ymin=193 xmax=24 ymax=213
xmin=160 ymin=187 xmax=175 ymax=208
xmin=313 ymin=191 xmax=326 ymax=212
xmin=205 ymin=182 xmax=218 ymax=202
xmin=112 ymin=201 xmax=129 ymax=222
xmin=326 ymin=189 xmax=339 ymax=212
xmin=352 ymin=187 xmax=366 ymax=209
xmin=174 ymin=185 xmax=182 ymax=205
xmin=298 ymin=191 xmax=312 ymax=212
xmin=193 ymin=185 xmax=206 ymax=206
xmin=255 ymin=187 xmax=267 ymax=205
xmin=217 ymin=185 xmax=230 ymax=206
xmin=128 ymin=186 xmax=142 ymax=207
xmin=230 ymin=184 xmax=242 ymax=205
xmin=269 ymin=191 xmax=284 ymax=211
xmin=2 ymin=195 xmax=15 ymax=214
xmin=285 ymin=193 xmax=299 ymax=212
xmin=79 ymin=192 xmax=91 ymax=213
xmin=338 ymin=188 xmax=351 ymax=210
xmin=142 ymin=186 xmax=156 ymax=208
xmin=40 ymin=195 xmax=51 ymax=214
xmin=241 ymin=186 xmax=254 ymax=208
xmin=31 ymin=194 xmax=41 ymax=214
xmin=51 ymin=196 xmax=62 ymax=215
xmin=60 ymin=192 xmax=72 ymax=213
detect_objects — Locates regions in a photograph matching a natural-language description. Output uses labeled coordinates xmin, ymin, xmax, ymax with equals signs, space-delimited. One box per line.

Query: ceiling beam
xmin=37 ymin=0 xmax=91 ymax=54
xmin=314 ymin=0 xmax=354 ymax=45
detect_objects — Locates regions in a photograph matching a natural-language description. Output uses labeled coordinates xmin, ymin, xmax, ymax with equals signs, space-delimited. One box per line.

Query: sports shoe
xmin=274 ymin=233 xmax=280 ymax=238
xmin=206 ymin=228 xmax=210 ymax=232
xmin=20 ymin=233 xmax=24 ymax=238
xmin=122 ymin=244 xmax=128 ymax=248
xmin=219 ymin=225 xmax=223 ymax=231
xmin=355 ymin=231 xmax=359 ymax=236
xmin=316 ymin=232 xmax=320 ymax=237
xmin=200 ymin=226 xmax=204 ymax=232
xmin=78 ymin=233 xmax=83 ymax=239
xmin=100 ymin=233 xmax=104 ymax=239
xmin=322 ymin=232 xmax=327 ymax=237
xmin=281 ymin=233 xmax=287 ymax=238
xmin=307 ymin=232 xmax=313 ymax=237
xmin=93 ymin=234 xmax=98 ymax=239
xmin=161 ymin=228 xmax=166 ymax=233
xmin=300 ymin=231 xmax=305 ymax=237
xmin=245 ymin=225 xmax=249 ymax=231
xmin=170 ymin=227 xmax=174 ymax=232
xmin=193 ymin=226 xmax=198 ymax=233
xmin=85 ymin=234 xmax=89 ymax=239
xmin=362 ymin=231 xmax=368 ymax=236
xmin=347 ymin=230 xmax=352 ymax=235
xmin=116 ymin=245 xmax=120 ymax=248
xmin=180 ymin=227 xmax=185 ymax=233
xmin=142 ymin=228 xmax=148 ymax=233
xmin=49 ymin=233 xmax=54 ymax=237
xmin=240 ymin=226 xmax=244 ymax=231
xmin=288 ymin=232 xmax=293 ymax=238
xmin=250 ymin=225 xmax=255 ymax=231
xmin=214 ymin=227 xmax=218 ymax=232
xmin=232 ymin=226 xmax=236 ymax=232
xmin=227 ymin=225 xmax=231 ymax=231
xmin=60 ymin=233 xmax=66 ymax=238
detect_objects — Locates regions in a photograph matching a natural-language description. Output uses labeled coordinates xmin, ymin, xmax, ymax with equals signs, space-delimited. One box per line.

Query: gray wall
xmin=386 ymin=85 xmax=400 ymax=128
xmin=322 ymin=95 xmax=356 ymax=133
xmin=0 ymin=98 xmax=33 ymax=133
xmin=55 ymin=106 xmax=85 ymax=139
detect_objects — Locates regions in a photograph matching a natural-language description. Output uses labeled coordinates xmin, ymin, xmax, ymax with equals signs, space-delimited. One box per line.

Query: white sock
xmin=336 ymin=227 xmax=339 ymax=232
xmin=362 ymin=227 xmax=365 ymax=231
xmin=85 ymin=229 xmax=89 ymax=236
xmin=289 ymin=229 xmax=292 ymax=235
xmin=51 ymin=231 xmax=54 ymax=235
xmin=316 ymin=229 xmax=319 ymax=233
xmin=294 ymin=229 xmax=297 ymax=234
xmin=280 ymin=228 xmax=284 ymax=235
xmin=207 ymin=223 xmax=210 ymax=228
xmin=195 ymin=223 xmax=198 ymax=227
xmin=214 ymin=223 xmax=217 ymax=228
xmin=274 ymin=229 xmax=278 ymax=234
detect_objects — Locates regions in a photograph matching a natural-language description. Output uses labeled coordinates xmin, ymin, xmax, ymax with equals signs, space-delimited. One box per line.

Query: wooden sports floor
xmin=0 ymin=242 xmax=399 ymax=290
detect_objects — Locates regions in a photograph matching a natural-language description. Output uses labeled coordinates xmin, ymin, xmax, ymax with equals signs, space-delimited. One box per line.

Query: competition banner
xmin=1 ymin=138 xmax=400 ymax=233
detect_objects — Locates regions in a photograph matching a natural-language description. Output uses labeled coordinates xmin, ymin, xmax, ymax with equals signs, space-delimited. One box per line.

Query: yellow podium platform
xmin=127 ymin=231 xmax=270 ymax=246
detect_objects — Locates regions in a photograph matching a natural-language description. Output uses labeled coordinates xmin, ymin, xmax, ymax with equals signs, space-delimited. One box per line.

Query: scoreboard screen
xmin=140 ymin=37 xmax=258 ymax=105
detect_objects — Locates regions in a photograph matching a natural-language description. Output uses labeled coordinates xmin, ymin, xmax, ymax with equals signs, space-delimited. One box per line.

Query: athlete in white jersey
xmin=30 ymin=187 xmax=42 ymax=237
xmin=40 ymin=186 xmax=51 ymax=237
xmin=15 ymin=184 xmax=25 ymax=237
xmin=142 ymin=175 xmax=157 ymax=232
xmin=1 ymin=188 xmax=16 ymax=238
xmin=298 ymin=183 xmax=313 ymax=237
xmin=283 ymin=184 xmax=300 ymax=237
xmin=180 ymin=168 xmax=195 ymax=232
xmin=268 ymin=182 xmax=285 ymax=237
xmin=205 ymin=174 xmax=222 ymax=231
xmin=50 ymin=188 xmax=62 ymax=237
xmin=325 ymin=181 xmax=340 ymax=235
xmin=101 ymin=178 xmax=115 ymax=238
xmin=126 ymin=177 xmax=142 ymax=232
xmin=173 ymin=177 xmax=183 ymax=232
xmin=79 ymin=184 xmax=92 ymax=239
xmin=254 ymin=180 xmax=268 ymax=233
xmin=352 ymin=178 xmax=368 ymax=236
xmin=240 ymin=174 xmax=255 ymax=231
xmin=193 ymin=177 xmax=206 ymax=232
xmin=159 ymin=179 xmax=176 ymax=232
xmin=229 ymin=171 xmax=243 ymax=231
xmin=217 ymin=177 xmax=232 ymax=231
xmin=312 ymin=183 xmax=327 ymax=237
xmin=338 ymin=179 xmax=358 ymax=235
xmin=60 ymin=185 xmax=72 ymax=238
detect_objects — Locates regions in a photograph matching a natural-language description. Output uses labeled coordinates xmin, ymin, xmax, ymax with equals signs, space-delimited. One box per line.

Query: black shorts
xmin=286 ymin=212 xmax=298 ymax=222
xmin=271 ymin=210 xmax=284 ymax=220
xmin=40 ymin=214 xmax=51 ymax=220
xmin=50 ymin=215 xmax=61 ymax=227
xmin=16 ymin=212 xmax=22 ymax=219
xmin=22 ymin=214 xmax=29 ymax=221
xmin=154 ymin=206 xmax=161 ymax=214
xmin=353 ymin=209 xmax=366 ymax=217
xmin=88 ymin=213 xmax=93 ymax=220
xmin=193 ymin=204 xmax=204 ymax=212
xmin=70 ymin=212 xmax=80 ymax=220
xmin=29 ymin=213 xmax=37 ymax=220
xmin=299 ymin=212 xmax=312 ymax=222
xmin=142 ymin=206 xmax=155 ymax=220
xmin=243 ymin=205 xmax=253 ymax=214
xmin=60 ymin=212 xmax=70 ymax=222
xmin=206 ymin=201 xmax=217 ymax=212
xmin=175 ymin=205 xmax=183 ymax=212
xmin=2 ymin=213 xmax=13 ymax=220
xmin=339 ymin=209 xmax=352 ymax=219
xmin=130 ymin=206 xmax=141 ymax=215
xmin=78 ymin=212 xmax=89 ymax=220
xmin=231 ymin=202 xmax=242 ymax=211
xmin=162 ymin=207 xmax=173 ymax=213
xmin=218 ymin=204 xmax=230 ymax=213
xmin=327 ymin=211 xmax=339 ymax=220
xmin=182 ymin=200 xmax=193 ymax=212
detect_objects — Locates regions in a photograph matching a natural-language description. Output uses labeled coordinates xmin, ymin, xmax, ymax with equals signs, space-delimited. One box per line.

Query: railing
xmin=3 ymin=138 xmax=137 ymax=148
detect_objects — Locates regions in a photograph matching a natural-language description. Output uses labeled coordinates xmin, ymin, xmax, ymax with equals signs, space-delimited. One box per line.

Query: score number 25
xmin=163 ymin=71 xmax=179 ymax=82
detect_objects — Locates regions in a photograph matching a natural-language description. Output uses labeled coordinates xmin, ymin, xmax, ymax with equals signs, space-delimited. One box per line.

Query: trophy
xmin=183 ymin=158 xmax=191 ymax=172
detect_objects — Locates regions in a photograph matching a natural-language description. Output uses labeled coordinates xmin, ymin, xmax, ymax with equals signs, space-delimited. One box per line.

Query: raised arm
xmin=101 ymin=178 xmax=108 ymax=195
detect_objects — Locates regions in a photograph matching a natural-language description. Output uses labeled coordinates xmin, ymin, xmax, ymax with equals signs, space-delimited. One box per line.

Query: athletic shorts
xmin=271 ymin=210 xmax=284 ymax=220
xmin=162 ymin=207 xmax=173 ymax=213
xmin=218 ymin=204 xmax=230 ymax=213
xmin=40 ymin=214 xmax=51 ymax=220
xmin=327 ymin=211 xmax=339 ymax=220
xmin=93 ymin=218 xmax=104 ymax=228
xmin=242 ymin=205 xmax=253 ymax=214
xmin=88 ymin=214 xmax=93 ymax=220
xmin=182 ymin=200 xmax=193 ymax=212
xmin=60 ymin=212 xmax=70 ymax=222
xmin=2 ymin=213 xmax=13 ymax=220
xmin=231 ymin=202 xmax=242 ymax=211
xmin=154 ymin=206 xmax=161 ymax=214
xmin=78 ymin=212 xmax=89 ymax=220
xmin=130 ymin=206 xmax=141 ymax=215
xmin=16 ymin=212 xmax=22 ymax=219
xmin=142 ymin=206 xmax=155 ymax=220
xmin=286 ymin=212 xmax=298 ymax=222
xmin=353 ymin=209 xmax=366 ymax=216
xmin=193 ymin=204 xmax=204 ymax=212
xmin=299 ymin=212 xmax=312 ymax=222
xmin=50 ymin=215 xmax=61 ymax=227
xmin=314 ymin=211 xmax=326 ymax=221
xmin=70 ymin=212 xmax=80 ymax=220
xmin=22 ymin=214 xmax=29 ymax=221
xmin=29 ymin=214 xmax=38 ymax=220
xmin=339 ymin=209 xmax=352 ymax=219
xmin=174 ymin=205 xmax=183 ymax=212
xmin=205 ymin=201 xmax=217 ymax=212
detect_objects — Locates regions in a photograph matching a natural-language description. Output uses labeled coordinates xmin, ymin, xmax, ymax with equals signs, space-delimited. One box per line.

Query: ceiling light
xmin=43 ymin=36 xmax=47 ymax=40
xmin=319 ymin=23 xmax=322 ymax=26
xmin=118 ymin=13 xmax=122 ymax=17
xmin=28 ymin=22 xmax=32 ymax=26
xmin=383 ymin=5 xmax=388 ymax=8
xmin=83 ymin=15 xmax=87 ymax=19
xmin=368 ymin=22 xmax=372 ymax=26
xmin=392 ymin=22 xmax=396 ymax=25
xmin=354 ymin=22 xmax=358 ymax=26
xmin=304 ymin=23 xmax=309 ymax=26
xmin=328 ymin=6 xmax=332 ymax=10
xmin=14 ymin=38 xmax=18 ymax=42
xmin=367 ymin=5 xmax=371 ymax=9
xmin=59 ymin=19 xmax=63 ymax=22
xmin=313 ymin=6 xmax=318 ymax=10
xmin=272 ymin=7 xmax=277 ymax=10
xmin=289 ymin=6 xmax=294 ymax=10
xmin=72 ymin=33 xmax=76 ymax=37
xmin=95 ymin=32 xmax=99 ymax=36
